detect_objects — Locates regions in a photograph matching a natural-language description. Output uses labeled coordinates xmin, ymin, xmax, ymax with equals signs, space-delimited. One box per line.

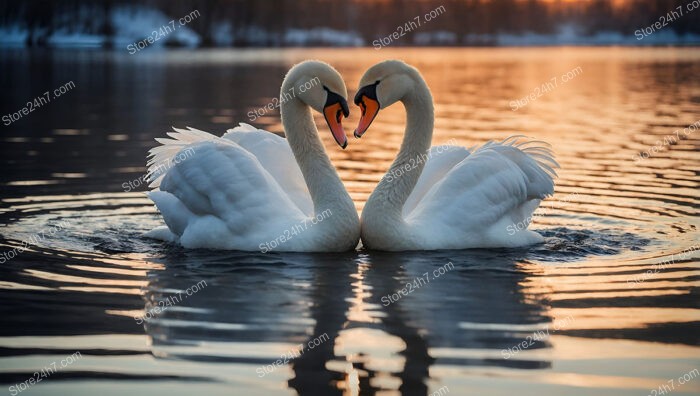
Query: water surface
xmin=0 ymin=47 xmax=699 ymax=395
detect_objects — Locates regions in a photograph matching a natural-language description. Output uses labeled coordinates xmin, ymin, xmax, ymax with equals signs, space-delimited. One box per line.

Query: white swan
xmin=145 ymin=60 xmax=360 ymax=252
xmin=353 ymin=60 xmax=558 ymax=251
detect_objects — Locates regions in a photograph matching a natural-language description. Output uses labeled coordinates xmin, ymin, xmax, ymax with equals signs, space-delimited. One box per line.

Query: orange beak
xmin=353 ymin=82 xmax=381 ymax=138
xmin=323 ymin=102 xmax=349 ymax=149
xmin=354 ymin=96 xmax=380 ymax=138
xmin=322 ymin=88 xmax=350 ymax=149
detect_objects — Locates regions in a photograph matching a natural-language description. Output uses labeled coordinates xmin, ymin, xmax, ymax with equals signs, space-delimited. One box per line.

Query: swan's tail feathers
xmin=146 ymin=127 xmax=219 ymax=188
xmin=144 ymin=226 xmax=179 ymax=243
xmin=147 ymin=190 xmax=193 ymax=236
xmin=489 ymin=136 xmax=559 ymax=200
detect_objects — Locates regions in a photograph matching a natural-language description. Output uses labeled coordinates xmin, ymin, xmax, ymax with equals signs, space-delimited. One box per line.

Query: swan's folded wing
xmin=223 ymin=123 xmax=312 ymax=215
xmin=407 ymin=137 xmax=557 ymax=240
xmin=154 ymin=140 xmax=306 ymax=248
xmin=403 ymin=145 xmax=471 ymax=216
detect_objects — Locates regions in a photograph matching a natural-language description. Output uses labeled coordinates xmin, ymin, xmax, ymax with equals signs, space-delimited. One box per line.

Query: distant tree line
xmin=1 ymin=0 xmax=699 ymax=46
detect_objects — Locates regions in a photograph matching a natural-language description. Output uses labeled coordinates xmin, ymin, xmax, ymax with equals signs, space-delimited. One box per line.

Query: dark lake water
xmin=0 ymin=48 xmax=699 ymax=395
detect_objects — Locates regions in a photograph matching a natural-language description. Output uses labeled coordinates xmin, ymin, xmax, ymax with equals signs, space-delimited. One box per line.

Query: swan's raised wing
xmin=223 ymin=123 xmax=312 ymax=215
xmin=149 ymin=139 xmax=307 ymax=250
xmin=407 ymin=137 xmax=558 ymax=247
xmin=147 ymin=127 xmax=218 ymax=188
xmin=147 ymin=125 xmax=312 ymax=216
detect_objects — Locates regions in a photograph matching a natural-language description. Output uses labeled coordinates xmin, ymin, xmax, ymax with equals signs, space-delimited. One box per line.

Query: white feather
xmin=403 ymin=136 xmax=558 ymax=249
xmin=144 ymin=125 xmax=321 ymax=250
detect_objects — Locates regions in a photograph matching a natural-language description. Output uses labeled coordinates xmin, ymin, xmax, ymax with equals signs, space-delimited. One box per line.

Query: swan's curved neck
xmin=280 ymin=84 xmax=354 ymax=219
xmin=366 ymin=80 xmax=434 ymax=220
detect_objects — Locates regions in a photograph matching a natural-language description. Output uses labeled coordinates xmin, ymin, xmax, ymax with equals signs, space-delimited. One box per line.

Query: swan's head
xmin=353 ymin=60 xmax=422 ymax=138
xmin=284 ymin=60 xmax=350 ymax=148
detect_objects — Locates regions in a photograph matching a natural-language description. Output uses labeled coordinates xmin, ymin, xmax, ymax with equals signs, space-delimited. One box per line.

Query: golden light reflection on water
xmin=547 ymin=307 xmax=700 ymax=329
xmin=347 ymin=261 xmax=383 ymax=323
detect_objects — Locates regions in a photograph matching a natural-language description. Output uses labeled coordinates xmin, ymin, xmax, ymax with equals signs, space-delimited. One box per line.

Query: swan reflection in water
xmin=141 ymin=248 xmax=555 ymax=394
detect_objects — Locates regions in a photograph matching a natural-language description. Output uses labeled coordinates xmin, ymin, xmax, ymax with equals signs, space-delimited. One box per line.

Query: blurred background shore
xmin=2 ymin=0 xmax=700 ymax=48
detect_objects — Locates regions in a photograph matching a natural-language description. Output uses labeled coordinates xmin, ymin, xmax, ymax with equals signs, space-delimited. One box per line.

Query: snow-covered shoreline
xmin=2 ymin=4 xmax=700 ymax=48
